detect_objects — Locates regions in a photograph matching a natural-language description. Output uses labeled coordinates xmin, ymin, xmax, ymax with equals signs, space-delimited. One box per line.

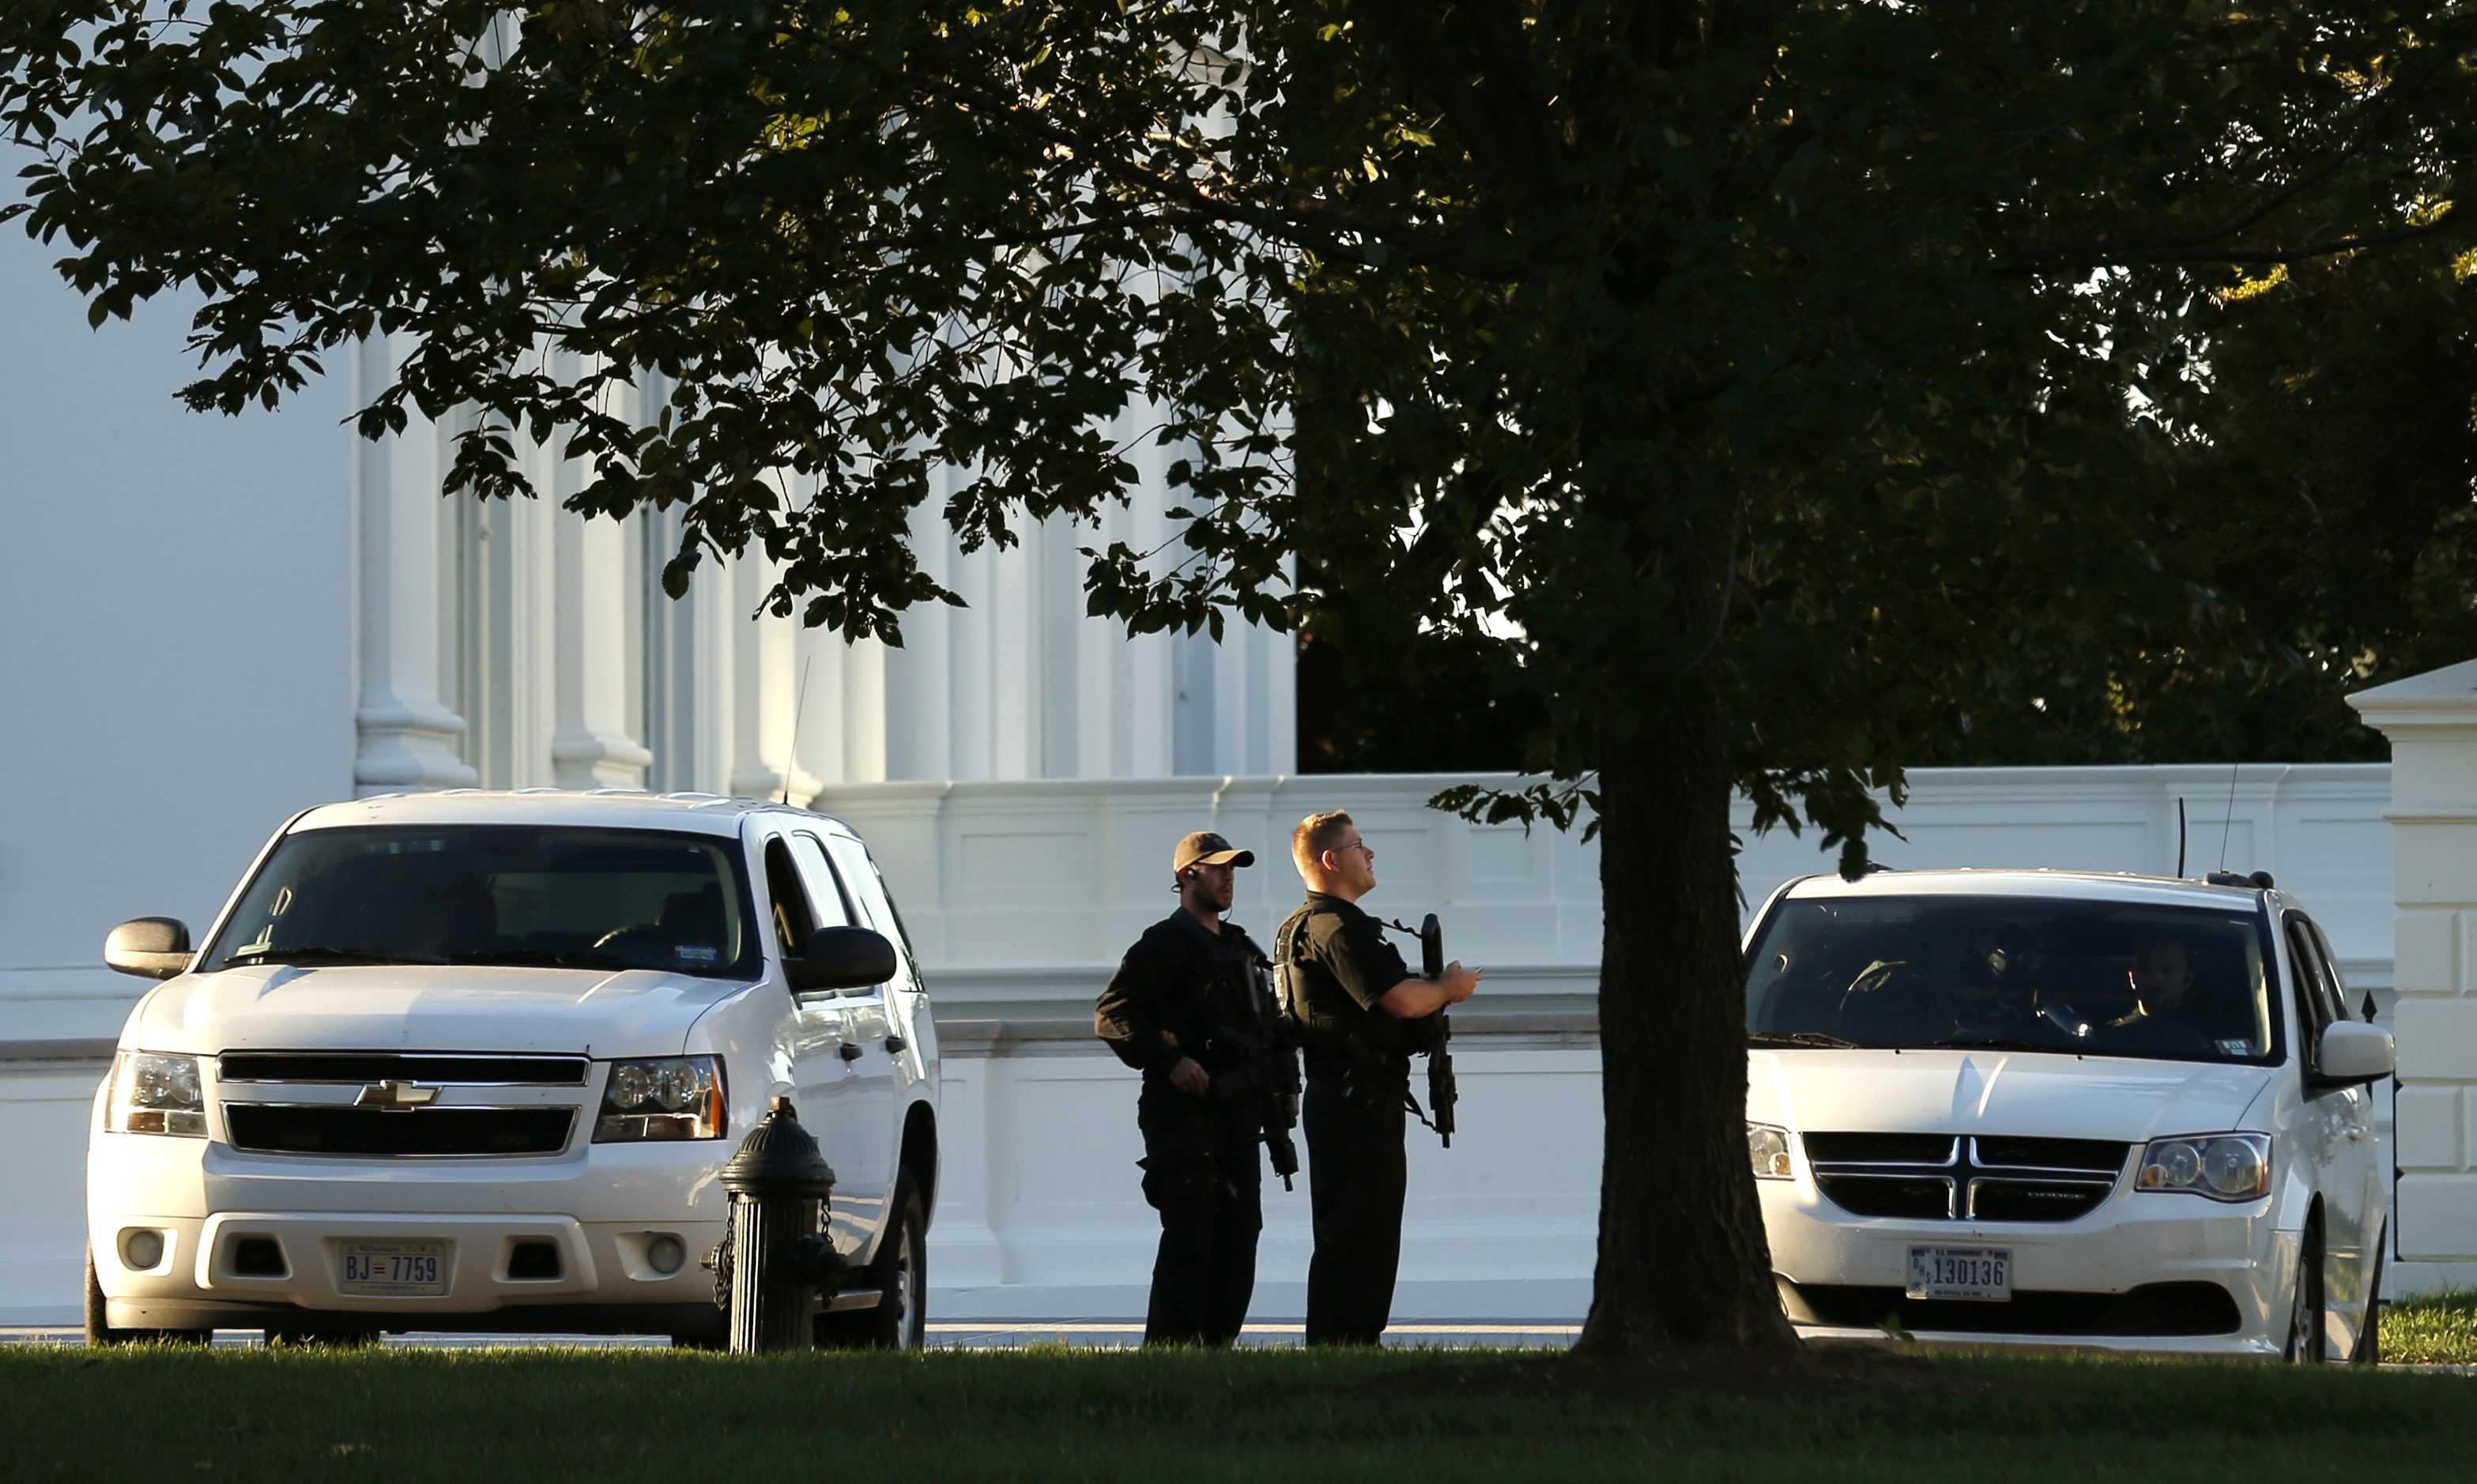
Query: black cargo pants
xmin=1302 ymin=1072 xmax=1408 ymax=1346
xmin=1136 ymin=1087 xmax=1264 ymax=1347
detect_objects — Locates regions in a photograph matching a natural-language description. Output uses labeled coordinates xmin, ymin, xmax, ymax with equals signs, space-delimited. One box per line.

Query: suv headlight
xmin=103 ymin=1053 xmax=205 ymax=1137
xmin=594 ymin=1057 xmax=726 ymax=1142
xmin=2136 ymin=1132 xmax=2269 ymax=1200
xmin=1747 ymin=1122 xmax=1793 ymax=1180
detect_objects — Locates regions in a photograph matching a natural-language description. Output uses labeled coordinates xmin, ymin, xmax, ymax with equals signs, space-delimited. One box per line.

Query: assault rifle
xmin=1215 ymin=951 xmax=1303 ymax=1190
xmin=1387 ymin=912 xmax=1458 ymax=1149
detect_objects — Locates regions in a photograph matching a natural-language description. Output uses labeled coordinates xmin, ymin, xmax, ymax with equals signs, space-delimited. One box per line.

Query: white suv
xmin=86 ymin=790 xmax=938 ymax=1347
xmin=1745 ymin=869 xmax=2393 ymax=1360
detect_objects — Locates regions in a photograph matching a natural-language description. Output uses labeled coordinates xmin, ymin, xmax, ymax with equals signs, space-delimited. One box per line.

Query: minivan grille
xmin=1804 ymin=1134 xmax=2128 ymax=1222
xmin=224 ymin=1105 xmax=575 ymax=1157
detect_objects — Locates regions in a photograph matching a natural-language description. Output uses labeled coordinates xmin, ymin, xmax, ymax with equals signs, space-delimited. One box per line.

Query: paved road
xmin=0 ymin=1321 xmax=1583 ymax=1350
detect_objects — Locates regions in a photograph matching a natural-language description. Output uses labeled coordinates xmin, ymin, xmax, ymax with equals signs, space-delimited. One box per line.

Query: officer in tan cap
xmin=1094 ymin=831 xmax=1294 ymax=1346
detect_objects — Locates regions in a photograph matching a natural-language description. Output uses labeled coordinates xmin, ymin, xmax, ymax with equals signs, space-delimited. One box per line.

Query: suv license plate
xmin=336 ymin=1240 xmax=451 ymax=1298
xmin=1906 ymin=1245 xmax=2010 ymax=1301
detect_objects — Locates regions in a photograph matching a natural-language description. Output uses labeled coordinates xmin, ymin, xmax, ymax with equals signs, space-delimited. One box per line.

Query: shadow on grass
xmin=1 ymin=1343 xmax=2468 ymax=1482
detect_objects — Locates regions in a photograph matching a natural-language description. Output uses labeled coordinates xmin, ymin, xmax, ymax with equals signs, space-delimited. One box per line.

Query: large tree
xmin=8 ymin=1 xmax=2475 ymax=1352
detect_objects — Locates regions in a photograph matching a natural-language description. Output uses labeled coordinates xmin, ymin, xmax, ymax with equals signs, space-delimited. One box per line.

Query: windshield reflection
xmin=205 ymin=826 xmax=758 ymax=980
xmin=1744 ymin=895 xmax=2279 ymax=1064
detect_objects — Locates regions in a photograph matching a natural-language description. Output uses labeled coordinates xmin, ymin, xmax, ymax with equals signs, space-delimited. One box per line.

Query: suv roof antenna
xmin=2217 ymin=759 xmax=2239 ymax=872
xmin=2175 ymin=797 xmax=2187 ymax=878
xmin=782 ymin=655 xmax=814 ymax=807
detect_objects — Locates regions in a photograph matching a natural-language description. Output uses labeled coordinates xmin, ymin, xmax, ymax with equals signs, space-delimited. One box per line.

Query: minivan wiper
xmin=223 ymin=945 xmax=441 ymax=968
xmin=446 ymin=947 xmax=646 ymax=974
xmin=1747 ymin=1031 xmax=1859 ymax=1049
xmin=1924 ymin=1036 xmax=2053 ymax=1053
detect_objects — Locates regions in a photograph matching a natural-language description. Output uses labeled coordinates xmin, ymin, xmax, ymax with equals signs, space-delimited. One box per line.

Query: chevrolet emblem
xmin=355 ymin=1079 xmax=440 ymax=1112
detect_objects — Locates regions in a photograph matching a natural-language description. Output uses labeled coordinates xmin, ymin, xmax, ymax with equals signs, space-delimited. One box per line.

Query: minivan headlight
xmin=594 ymin=1057 xmax=726 ymax=1142
xmin=1747 ymin=1122 xmax=1793 ymax=1180
xmin=103 ymin=1053 xmax=206 ymax=1137
xmin=2136 ymin=1132 xmax=2269 ymax=1200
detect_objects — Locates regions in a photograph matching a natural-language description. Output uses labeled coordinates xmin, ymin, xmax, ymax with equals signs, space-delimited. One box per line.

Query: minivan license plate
xmin=1906 ymin=1245 xmax=2010 ymax=1301
xmin=336 ymin=1240 xmax=450 ymax=1298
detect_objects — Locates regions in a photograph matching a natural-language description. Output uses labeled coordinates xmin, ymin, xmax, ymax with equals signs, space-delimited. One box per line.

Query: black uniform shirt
xmin=1095 ymin=909 xmax=1271 ymax=1084
xmin=1278 ymin=891 xmax=1416 ymax=1080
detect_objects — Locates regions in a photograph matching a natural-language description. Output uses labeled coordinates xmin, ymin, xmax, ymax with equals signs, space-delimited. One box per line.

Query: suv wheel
xmin=85 ymin=1248 xmax=210 ymax=1348
xmin=819 ymin=1179 xmax=926 ymax=1351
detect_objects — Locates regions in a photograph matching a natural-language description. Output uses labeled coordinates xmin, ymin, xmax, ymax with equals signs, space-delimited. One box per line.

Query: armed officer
xmin=1276 ymin=811 xmax=1481 ymax=1347
xmin=1095 ymin=831 xmax=1297 ymax=1347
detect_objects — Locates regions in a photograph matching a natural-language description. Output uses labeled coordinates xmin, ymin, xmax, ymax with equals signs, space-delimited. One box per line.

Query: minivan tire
xmin=2284 ymin=1227 xmax=2328 ymax=1363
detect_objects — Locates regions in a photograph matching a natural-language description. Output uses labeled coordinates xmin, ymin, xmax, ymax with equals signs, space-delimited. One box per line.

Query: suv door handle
xmin=884 ymin=1035 xmax=907 ymax=1053
xmin=2347 ymin=1126 xmax=2368 ymax=1141
xmin=839 ymin=1042 xmax=862 ymax=1062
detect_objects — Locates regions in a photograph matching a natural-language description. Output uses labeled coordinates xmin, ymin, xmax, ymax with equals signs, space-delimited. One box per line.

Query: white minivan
xmin=1744 ymin=869 xmax=2393 ymax=1359
xmin=87 ymin=789 xmax=938 ymax=1347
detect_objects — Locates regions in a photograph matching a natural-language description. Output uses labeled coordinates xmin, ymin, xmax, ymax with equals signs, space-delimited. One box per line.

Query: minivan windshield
xmin=204 ymin=826 xmax=759 ymax=979
xmin=1745 ymin=895 xmax=2280 ymax=1065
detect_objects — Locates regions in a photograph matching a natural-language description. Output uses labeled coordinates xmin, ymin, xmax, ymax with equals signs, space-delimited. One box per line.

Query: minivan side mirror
xmin=2313 ymin=1020 xmax=2396 ymax=1087
xmin=105 ymin=917 xmax=193 ymax=980
xmin=786 ymin=926 xmax=895 ymax=994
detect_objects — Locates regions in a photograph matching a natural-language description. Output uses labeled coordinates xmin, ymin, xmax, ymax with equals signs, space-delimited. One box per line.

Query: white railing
xmin=820 ymin=763 xmax=2397 ymax=1003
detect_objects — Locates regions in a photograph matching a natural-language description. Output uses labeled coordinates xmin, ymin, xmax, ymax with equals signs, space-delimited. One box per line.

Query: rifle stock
xmin=1417 ymin=913 xmax=1456 ymax=1148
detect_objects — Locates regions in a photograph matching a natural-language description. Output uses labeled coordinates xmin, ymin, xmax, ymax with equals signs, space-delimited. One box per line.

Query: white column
xmin=352 ymin=335 xmax=477 ymax=794
xmin=725 ymin=552 xmax=820 ymax=804
xmin=882 ymin=503 xmax=956 ymax=781
xmin=548 ymin=504 xmax=654 ymax=787
xmin=2350 ymin=660 xmax=2477 ymax=1290
xmin=840 ymin=635 xmax=890 ymax=784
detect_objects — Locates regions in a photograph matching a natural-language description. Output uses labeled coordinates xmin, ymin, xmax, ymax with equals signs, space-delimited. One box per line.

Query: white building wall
xmin=0 ymin=224 xmax=356 ymax=1049
xmin=2352 ymin=665 xmax=2477 ymax=1294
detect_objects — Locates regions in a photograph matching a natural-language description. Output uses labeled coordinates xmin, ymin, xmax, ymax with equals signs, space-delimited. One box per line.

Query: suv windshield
xmin=1745 ymin=895 xmax=2280 ymax=1065
xmin=204 ymin=826 xmax=759 ymax=979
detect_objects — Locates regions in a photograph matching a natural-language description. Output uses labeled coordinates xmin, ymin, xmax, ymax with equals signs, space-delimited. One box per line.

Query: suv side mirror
xmin=105 ymin=917 xmax=193 ymax=980
xmin=786 ymin=926 xmax=895 ymax=994
xmin=2313 ymin=1020 xmax=2395 ymax=1087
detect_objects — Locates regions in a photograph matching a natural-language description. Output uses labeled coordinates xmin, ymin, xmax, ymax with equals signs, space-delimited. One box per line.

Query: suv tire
xmin=820 ymin=1178 xmax=926 ymax=1351
xmin=85 ymin=1248 xmax=210 ymax=1348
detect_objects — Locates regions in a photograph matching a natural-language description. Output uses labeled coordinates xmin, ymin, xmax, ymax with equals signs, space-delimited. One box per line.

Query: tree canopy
xmin=9 ymin=0 xmax=2476 ymax=1350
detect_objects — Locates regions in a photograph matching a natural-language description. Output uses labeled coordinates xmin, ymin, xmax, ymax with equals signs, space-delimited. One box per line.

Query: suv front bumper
xmin=90 ymin=1121 xmax=736 ymax=1330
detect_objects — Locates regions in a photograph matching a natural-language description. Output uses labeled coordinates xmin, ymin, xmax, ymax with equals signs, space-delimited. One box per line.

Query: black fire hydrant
xmin=715 ymin=1096 xmax=845 ymax=1354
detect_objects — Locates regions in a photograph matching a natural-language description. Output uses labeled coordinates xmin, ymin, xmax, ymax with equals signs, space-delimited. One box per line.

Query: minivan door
xmin=2287 ymin=912 xmax=2372 ymax=1351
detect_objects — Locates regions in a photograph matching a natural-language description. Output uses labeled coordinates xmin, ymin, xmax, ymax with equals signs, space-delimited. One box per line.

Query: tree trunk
xmin=1574 ymin=679 xmax=1798 ymax=1353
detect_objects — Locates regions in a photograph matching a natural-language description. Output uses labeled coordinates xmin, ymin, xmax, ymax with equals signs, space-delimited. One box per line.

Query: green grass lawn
xmin=4 ymin=1343 xmax=2473 ymax=1482
xmin=2386 ymin=1290 xmax=2477 ymax=1365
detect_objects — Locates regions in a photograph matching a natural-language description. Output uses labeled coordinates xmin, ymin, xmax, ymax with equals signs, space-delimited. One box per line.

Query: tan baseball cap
xmin=1174 ymin=831 xmax=1255 ymax=872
